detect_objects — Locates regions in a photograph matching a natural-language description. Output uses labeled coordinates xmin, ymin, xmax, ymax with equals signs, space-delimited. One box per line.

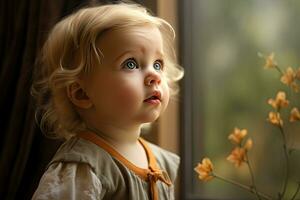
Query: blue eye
xmin=123 ymin=59 xmax=138 ymax=70
xmin=153 ymin=60 xmax=163 ymax=71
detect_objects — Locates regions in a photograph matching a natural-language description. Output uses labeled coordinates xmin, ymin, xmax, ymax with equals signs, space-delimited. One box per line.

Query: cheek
xmin=116 ymin=88 xmax=140 ymax=105
xmin=109 ymin=80 xmax=143 ymax=107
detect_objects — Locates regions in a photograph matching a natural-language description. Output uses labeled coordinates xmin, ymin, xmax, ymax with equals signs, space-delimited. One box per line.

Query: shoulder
xmin=32 ymin=162 xmax=105 ymax=200
xmin=146 ymin=140 xmax=180 ymax=183
xmin=49 ymin=137 xmax=113 ymax=170
xmin=48 ymin=137 xmax=119 ymax=189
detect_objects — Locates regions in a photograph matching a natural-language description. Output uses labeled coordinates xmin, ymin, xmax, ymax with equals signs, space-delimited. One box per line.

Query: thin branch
xmin=290 ymin=182 xmax=300 ymax=200
xmin=275 ymin=65 xmax=284 ymax=75
xmin=278 ymin=125 xmax=290 ymax=200
xmin=246 ymin=153 xmax=261 ymax=200
xmin=213 ymin=173 xmax=273 ymax=200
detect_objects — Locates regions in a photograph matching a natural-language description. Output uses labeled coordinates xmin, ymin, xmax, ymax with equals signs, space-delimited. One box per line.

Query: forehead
xmin=96 ymin=25 xmax=164 ymax=58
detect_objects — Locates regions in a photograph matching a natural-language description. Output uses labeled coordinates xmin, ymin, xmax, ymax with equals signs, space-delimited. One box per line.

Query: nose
xmin=144 ymin=70 xmax=161 ymax=86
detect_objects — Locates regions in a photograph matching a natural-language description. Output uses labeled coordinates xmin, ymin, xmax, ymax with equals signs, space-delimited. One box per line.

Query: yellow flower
xmin=194 ymin=158 xmax=214 ymax=181
xmin=227 ymin=147 xmax=247 ymax=167
xmin=290 ymin=107 xmax=300 ymax=122
xmin=264 ymin=53 xmax=277 ymax=69
xmin=281 ymin=67 xmax=295 ymax=85
xmin=267 ymin=111 xmax=283 ymax=127
xmin=280 ymin=67 xmax=299 ymax=92
xmin=267 ymin=91 xmax=289 ymax=110
xmin=228 ymin=127 xmax=247 ymax=145
xmin=244 ymin=138 xmax=253 ymax=151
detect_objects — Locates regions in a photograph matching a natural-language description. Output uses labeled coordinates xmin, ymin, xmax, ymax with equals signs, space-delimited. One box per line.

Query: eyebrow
xmin=114 ymin=49 xmax=165 ymax=62
xmin=114 ymin=50 xmax=135 ymax=62
xmin=156 ymin=51 xmax=164 ymax=58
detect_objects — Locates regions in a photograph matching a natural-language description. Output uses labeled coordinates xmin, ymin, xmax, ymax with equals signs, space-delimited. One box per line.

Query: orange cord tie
xmin=148 ymin=167 xmax=172 ymax=200
xmin=77 ymin=131 xmax=172 ymax=200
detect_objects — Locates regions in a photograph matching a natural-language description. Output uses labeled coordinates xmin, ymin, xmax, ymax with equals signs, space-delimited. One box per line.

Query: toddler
xmin=31 ymin=2 xmax=184 ymax=200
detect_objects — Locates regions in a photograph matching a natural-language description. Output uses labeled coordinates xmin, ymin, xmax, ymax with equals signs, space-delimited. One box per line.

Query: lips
xmin=144 ymin=91 xmax=162 ymax=104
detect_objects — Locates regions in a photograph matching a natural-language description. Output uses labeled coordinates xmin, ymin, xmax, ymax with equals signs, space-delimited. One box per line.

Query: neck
xmin=85 ymin=123 xmax=149 ymax=169
xmin=86 ymin=123 xmax=142 ymax=147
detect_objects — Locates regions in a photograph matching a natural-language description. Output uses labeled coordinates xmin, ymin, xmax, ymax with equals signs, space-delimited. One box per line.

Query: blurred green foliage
xmin=190 ymin=0 xmax=300 ymax=198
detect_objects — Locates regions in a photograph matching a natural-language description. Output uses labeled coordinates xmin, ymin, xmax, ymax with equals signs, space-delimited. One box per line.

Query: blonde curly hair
xmin=31 ymin=2 xmax=184 ymax=139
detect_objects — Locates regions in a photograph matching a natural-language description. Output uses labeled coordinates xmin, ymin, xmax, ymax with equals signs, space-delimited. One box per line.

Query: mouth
xmin=144 ymin=91 xmax=162 ymax=104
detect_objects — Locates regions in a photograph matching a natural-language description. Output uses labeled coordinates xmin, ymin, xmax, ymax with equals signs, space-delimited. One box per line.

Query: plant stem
xmin=213 ymin=173 xmax=273 ymax=200
xmin=278 ymin=125 xmax=290 ymax=200
xmin=246 ymin=153 xmax=261 ymax=200
xmin=290 ymin=183 xmax=300 ymax=200
xmin=275 ymin=65 xmax=284 ymax=75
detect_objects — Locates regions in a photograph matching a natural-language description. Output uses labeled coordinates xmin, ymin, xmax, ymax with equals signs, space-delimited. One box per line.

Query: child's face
xmin=83 ymin=25 xmax=170 ymax=127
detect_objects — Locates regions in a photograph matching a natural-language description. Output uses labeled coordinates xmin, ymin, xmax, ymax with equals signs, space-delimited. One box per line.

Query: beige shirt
xmin=32 ymin=132 xmax=179 ymax=200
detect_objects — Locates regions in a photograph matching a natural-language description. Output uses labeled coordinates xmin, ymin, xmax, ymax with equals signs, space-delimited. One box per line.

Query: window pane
xmin=182 ymin=0 xmax=300 ymax=199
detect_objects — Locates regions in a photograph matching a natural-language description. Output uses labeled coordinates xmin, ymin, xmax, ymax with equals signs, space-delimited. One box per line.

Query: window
xmin=180 ymin=0 xmax=300 ymax=199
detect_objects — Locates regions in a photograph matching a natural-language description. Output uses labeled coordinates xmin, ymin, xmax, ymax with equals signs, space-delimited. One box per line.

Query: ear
xmin=66 ymin=82 xmax=93 ymax=109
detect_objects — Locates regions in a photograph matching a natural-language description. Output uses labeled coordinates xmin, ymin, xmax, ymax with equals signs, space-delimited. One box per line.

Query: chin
xmin=140 ymin=113 xmax=161 ymax=123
